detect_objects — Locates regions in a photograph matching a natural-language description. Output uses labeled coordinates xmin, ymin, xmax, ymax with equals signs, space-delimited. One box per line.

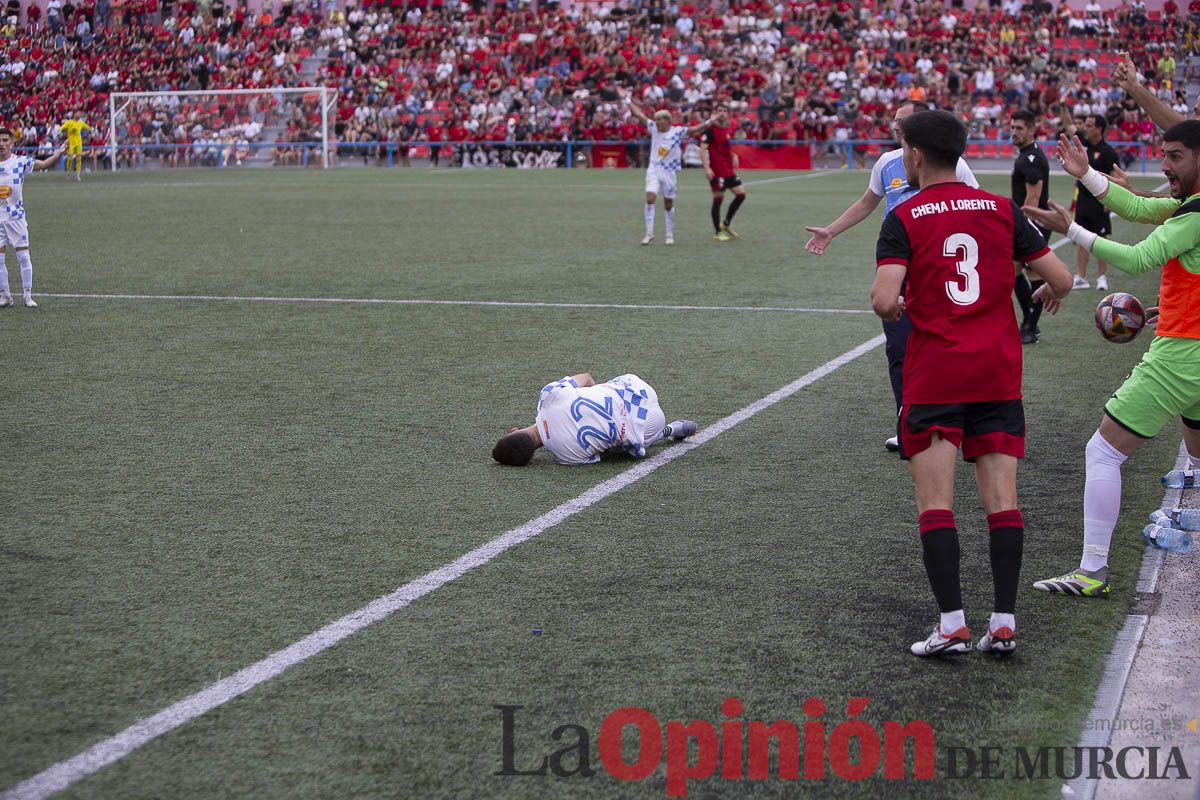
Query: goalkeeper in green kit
xmin=1023 ymin=122 xmax=1200 ymax=596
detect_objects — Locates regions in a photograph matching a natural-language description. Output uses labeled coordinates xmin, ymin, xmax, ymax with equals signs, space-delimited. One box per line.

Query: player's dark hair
xmin=899 ymin=110 xmax=966 ymax=169
xmin=0 ymin=128 xmax=12 ymax=139
xmin=1086 ymin=113 xmax=1107 ymax=134
xmin=1163 ymin=120 xmax=1200 ymax=152
xmin=492 ymin=431 xmax=538 ymax=466
xmin=898 ymin=100 xmax=931 ymax=113
xmin=1010 ymin=109 xmax=1036 ymax=126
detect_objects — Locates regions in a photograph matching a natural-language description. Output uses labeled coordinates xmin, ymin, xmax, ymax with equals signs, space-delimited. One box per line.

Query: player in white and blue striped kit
xmin=622 ymin=91 xmax=717 ymax=246
xmin=0 ymin=129 xmax=65 ymax=309
xmin=491 ymin=373 xmax=697 ymax=466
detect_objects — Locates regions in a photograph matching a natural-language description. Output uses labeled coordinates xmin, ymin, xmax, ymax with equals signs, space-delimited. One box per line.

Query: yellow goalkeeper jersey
xmin=61 ymin=119 xmax=91 ymax=145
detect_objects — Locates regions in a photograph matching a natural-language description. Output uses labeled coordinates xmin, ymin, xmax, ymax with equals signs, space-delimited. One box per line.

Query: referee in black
xmin=1010 ymin=110 xmax=1052 ymax=344
xmin=1061 ymin=110 xmax=1120 ymax=290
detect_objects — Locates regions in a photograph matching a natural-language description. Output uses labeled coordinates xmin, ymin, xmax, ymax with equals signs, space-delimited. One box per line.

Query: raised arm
xmin=1058 ymin=103 xmax=1077 ymax=139
xmin=33 ymin=144 xmax=67 ymax=170
xmin=622 ymin=90 xmax=650 ymax=125
xmin=685 ymin=115 xmax=716 ymax=137
xmin=1114 ymin=51 xmax=1186 ymax=131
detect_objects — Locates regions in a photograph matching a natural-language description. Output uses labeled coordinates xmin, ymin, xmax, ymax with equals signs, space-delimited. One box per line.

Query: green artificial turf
xmin=0 ymin=166 xmax=1178 ymax=799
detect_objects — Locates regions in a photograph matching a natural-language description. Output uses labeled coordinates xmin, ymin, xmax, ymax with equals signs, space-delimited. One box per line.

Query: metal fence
xmin=17 ymin=139 xmax=1166 ymax=172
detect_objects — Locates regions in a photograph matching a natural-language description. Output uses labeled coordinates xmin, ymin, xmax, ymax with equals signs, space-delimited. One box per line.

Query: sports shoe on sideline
xmin=910 ymin=624 xmax=971 ymax=656
xmin=714 ymin=230 xmax=731 ymax=241
xmin=22 ymin=294 xmax=37 ymax=308
xmin=1021 ymin=327 xmax=1040 ymax=345
xmin=664 ymin=420 xmax=698 ymax=440
xmin=884 ymin=436 xmax=900 ymax=452
xmin=1096 ymin=275 xmax=1108 ymax=291
xmin=721 ymin=223 xmax=739 ymax=238
xmin=641 ymin=234 xmax=654 ymax=246
xmin=0 ymin=294 xmax=11 ymax=308
xmin=1072 ymin=276 xmax=1090 ymax=289
xmin=1033 ymin=567 xmax=1110 ymax=597
xmin=976 ymin=626 xmax=1016 ymax=655
xmin=665 ymin=235 xmax=675 ymax=246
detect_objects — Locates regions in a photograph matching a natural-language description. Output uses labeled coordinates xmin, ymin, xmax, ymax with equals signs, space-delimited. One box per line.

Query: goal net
xmin=107 ymin=87 xmax=338 ymax=171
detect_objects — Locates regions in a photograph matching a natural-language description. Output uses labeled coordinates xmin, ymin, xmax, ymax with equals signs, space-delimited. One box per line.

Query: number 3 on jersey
xmin=943 ymin=233 xmax=980 ymax=306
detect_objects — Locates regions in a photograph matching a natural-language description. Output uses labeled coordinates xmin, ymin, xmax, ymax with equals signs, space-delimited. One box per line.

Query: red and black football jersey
xmin=701 ymin=124 xmax=736 ymax=177
xmin=876 ymin=182 xmax=1050 ymax=404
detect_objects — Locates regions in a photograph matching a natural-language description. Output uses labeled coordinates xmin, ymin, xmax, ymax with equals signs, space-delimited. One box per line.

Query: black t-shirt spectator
xmin=1076 ymin=138 xmax=1120 ymax=211
xmin=1012 ymin=142 xmax=1050 ymax=209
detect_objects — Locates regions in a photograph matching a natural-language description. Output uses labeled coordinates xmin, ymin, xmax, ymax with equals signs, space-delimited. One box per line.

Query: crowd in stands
xmin=1 ymin=0 xmax=1196 ymax=167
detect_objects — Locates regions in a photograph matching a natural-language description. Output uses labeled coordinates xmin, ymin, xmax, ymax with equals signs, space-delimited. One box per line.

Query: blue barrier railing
xmin=16 ymin=138 xmax=1165 ymax=172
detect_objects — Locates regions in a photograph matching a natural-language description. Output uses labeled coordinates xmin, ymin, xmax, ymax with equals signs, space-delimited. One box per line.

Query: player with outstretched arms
xmin=621 ymin=90 xmax=716 ymax=246
xmin=0 ymin=128 xmax=65 ymax=308
xmin=701 ymin=104 xmax=747 ymax=241
xmin=1024 ymin=123 xmax=1200 ymax=597
xmin=871 ymin=111 xmax=1073 ymax=656
xmin=491 ymin=373 xmax=697 ymax=466
xmin=60 ymin=113 xmax=92 ymax=182
xmin=805 ymin=100 xmax=980 ymax=453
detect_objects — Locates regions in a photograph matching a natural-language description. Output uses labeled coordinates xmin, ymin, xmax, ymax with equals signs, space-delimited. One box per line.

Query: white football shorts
xmin=606 ymin=373 xmax=667 ymax=445
xmin=644 ymin=167 xmax=678 ymax=199
xmin=0 ymin=218 xmax=30 ymax=248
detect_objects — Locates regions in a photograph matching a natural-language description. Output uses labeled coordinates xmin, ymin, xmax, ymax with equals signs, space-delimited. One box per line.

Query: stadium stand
xmin=1 ymin=0 xmax=1195 ymax=165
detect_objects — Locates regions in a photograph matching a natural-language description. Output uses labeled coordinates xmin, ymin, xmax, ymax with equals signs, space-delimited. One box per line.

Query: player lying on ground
xmin=1024 ymin=123 xmax=1200 ymax=597
xmin=622 ymin=90 xmax=717 ymax=246
xmin=871 ymin=110 xmax=1073 ymax=656
xmin=492 ymin=373 xmax=697 ymax=466
xmin=0 ymin=128 xmax=65 ymax=308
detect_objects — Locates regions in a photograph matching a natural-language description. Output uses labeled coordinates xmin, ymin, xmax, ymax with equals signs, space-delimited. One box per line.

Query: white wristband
xmin=1067 ymin=222 xmax=1098 ymax=252
xmin=1080 ymin=166 xmax=1109 ymax=198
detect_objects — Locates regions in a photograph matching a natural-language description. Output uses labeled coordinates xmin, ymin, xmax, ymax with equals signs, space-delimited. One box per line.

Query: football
xmin=1095 ymin=292 xmax=1146 ymax=344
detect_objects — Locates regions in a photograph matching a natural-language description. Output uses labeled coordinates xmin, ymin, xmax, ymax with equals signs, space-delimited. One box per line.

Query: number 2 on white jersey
xmin=943 ymin=233 xmax=980 ymax=306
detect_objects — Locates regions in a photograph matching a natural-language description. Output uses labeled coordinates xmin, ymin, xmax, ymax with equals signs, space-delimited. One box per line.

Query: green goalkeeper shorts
xmin=1105 ymin=338 xmax=1200 ymax=438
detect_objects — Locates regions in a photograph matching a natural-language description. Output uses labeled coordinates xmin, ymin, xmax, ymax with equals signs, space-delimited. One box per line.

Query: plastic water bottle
xmin=1161 ymin=469 xmax=1198 ymax=489
xmin=1152 ymin=508 xmax=1200 ymax=530
xmin=1149 ymin=509 xmax=1178 ymax=527
xmin=1142 ymin=524 xmax=1194 ymax=554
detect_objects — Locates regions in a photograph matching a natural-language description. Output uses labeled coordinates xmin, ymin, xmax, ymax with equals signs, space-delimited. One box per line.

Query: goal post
xmin=107 ymin=86 xmax=338 ymax=171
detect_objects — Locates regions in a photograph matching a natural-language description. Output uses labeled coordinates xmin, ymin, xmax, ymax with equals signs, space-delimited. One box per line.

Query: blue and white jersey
xmin=535 ymin=375 xmax=655 ymax=465
xmin=869 ymin=149 xmax=979 ymax=214
xmin=0 ymin=155 xmax=35 ymax=221
xmin=647 ymin=122 xmax=686 ymax=173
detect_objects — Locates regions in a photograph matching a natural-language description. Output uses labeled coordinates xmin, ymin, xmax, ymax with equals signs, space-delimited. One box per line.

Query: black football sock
xmin=1013 ymin=273 xmax=1034 ymax=328
xmin=1028 ymin=280 xmax=1045 ymax=330
xmin=919 ymin=510 xmax=962 ymax=613
xmin=987 ymin=510 xmax=1024 ymax=614
xmin=711 ymin=199 xmax=723 ymax=232
xmin=724 ymin=194 xmax=745 ymax=225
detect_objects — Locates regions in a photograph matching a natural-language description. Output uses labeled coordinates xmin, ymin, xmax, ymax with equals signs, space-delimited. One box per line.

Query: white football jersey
xmin=535 ymin=375 xmax=656 ymax=465
xmin=647 ymin=122 xmax=686 ymax=172
xmin=0 ymin=155 xmax=35 ymax=221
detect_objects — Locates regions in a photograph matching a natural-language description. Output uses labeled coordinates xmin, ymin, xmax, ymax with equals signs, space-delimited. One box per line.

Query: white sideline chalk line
xmin=0 ymin=333 xmax=886 ymax=800
xmin=39 ymin=293 xmax=873 ymax=315
xmin=69 ymin=171 xmax=832 ymax=191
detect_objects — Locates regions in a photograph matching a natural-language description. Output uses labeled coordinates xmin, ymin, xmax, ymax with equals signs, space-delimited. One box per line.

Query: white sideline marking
xmin=743 ymin=171 xmax=837 ymax=186
xmin=82 ymin=171 xmax=831 ymax=192
xmin=39 ymin=293 xmax=873 ymax=315
xmin=0 ymin=333 xmax=886 ymax=800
